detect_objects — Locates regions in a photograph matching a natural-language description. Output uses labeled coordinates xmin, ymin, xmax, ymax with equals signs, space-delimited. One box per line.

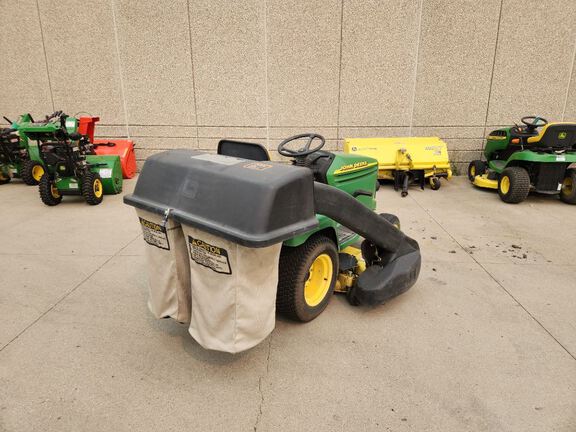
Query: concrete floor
xmin=0 ymin=176 xmax=575 ymax=432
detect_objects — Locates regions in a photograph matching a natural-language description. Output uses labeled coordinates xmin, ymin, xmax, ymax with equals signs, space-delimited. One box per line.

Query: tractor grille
xmin=535 ymin=163 xmax=566 ymax=192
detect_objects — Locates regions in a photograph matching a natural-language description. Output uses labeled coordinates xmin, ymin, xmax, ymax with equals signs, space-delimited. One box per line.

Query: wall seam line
xmin=109 ymin=0 xmax=131 ymax=140
xmin=263 ymin=0 xmax=271 ymax=148
xmin=482 ymin=0 xmax=504 ymax=148
xmin=408 ymin=0 xmax=424 ymax=135
xmin=186 ymin=0 xmax=200 ymax=148
xmin=561 ymin=36 xmax=576 ymax=120
xmin=35 ymin=0 xmax=55 ymax=112
xmin=335 ymin=0 xmax=345 ymax=146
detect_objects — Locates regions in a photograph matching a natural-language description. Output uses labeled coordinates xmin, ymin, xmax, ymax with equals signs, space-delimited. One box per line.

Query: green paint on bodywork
xmin=484 ymin=126 xmax=576 ymax=173
xmin=55 ymin=176 xmax=82 ymax=193
xmin=483 ymin=127 xmax=511 ymax=160
xmin=86 ymin=155 xmax=123 ymax=194
xmin=283 ymin=152 xmax=378 ymax=249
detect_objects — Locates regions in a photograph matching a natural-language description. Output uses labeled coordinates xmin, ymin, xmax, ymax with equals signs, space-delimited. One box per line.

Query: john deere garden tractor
xmin=0 ymin=115 xmax=45 ymax=185
xmin=468 ymin=116 xmax=576 ymax=204
xmin=16 ymin=112 xmax=123 ymax=206
xmin=126 ymin=134 xmax=422 ymax=323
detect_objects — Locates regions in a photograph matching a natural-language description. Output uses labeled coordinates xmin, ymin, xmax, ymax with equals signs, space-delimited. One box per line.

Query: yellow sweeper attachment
xmin=343 ymin=137 xmax=452 ymax=196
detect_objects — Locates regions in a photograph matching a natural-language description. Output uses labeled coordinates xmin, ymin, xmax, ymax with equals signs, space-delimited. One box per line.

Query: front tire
xmin=498 ymin=167 xmax=530 ymax=204
xmin=82 ymin=172 xmax=104 ymax=205
xmin=468 ymin=160 xmax=486 ymax=181
xmin=21 ymin=160 xmax=45 ymax=185
xmin=429 ymin=176 xmax=441 ymax=190
xmin=560 ymin=169 xmax=576 ymax=204
xmin=0 ymin=172 xmax=11 ymax=185
xmin=39 ymin=175 xmax=62 ymax=206
xmin=276 ymin=234 xmax=338 ymax=322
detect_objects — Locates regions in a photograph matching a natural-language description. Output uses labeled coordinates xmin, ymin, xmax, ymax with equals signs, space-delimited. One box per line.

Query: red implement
xmin=93 ymin=139 xmax=137 ymax=179
xmin=78 ymin=116 xmax=136 ymax=179
xmin=78 ymin=116 xmax=99 ymax=142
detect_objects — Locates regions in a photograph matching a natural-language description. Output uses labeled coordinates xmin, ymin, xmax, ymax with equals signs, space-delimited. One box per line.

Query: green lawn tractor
xmin=16 ymin=112 xmax=123 ymax=206
xmin=0 ymin=116 xmax=45 ymax=185
xmin=468 ymin=116 xmax=576 ymax=204
xmin=126 ymin=134 xmax=422 ymax=323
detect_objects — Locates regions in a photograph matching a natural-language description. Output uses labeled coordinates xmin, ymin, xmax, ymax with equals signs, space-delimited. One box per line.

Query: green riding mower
xmin=126 ymin=134 xmax=422 ymax=323
xmin=16 ymin=112 xmax=123 ymax=206
xmin=0 ymin=115 xmax=45 ymax=185
xmin=468 ymin=116 xmax=576 ymax=204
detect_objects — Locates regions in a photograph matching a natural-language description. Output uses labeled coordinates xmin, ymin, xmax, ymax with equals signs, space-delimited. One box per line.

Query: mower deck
xmin=472 ymin=174 xmax=498 ymax=189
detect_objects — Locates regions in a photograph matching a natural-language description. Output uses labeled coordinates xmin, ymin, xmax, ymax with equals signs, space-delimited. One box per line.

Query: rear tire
xmin=82 ymin=172 xmax=104 ymax=205
xmin=560 ymin=169 xmax=576 ymax=204
xmin=380 ymin=213 xmax=400 ymax=230
xmin=21 ymin=160 xmax=44 ymax=185
xmin=468 ymin=160 xmax=486 ymax=181
xmin=498 ymin=167 xmax=530 ymax=204
xmin=276 ymin=234 xmax=338 ymax=322
xmin=39 ymin=175 xmax=62 ymax=206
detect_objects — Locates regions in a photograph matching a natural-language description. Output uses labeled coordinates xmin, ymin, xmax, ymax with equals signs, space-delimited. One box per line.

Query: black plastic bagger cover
xmin=124 ymin=149 xmax=318 ymax=247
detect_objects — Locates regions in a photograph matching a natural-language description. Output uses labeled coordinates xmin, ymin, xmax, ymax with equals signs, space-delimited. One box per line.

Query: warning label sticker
xmin=191 ymin=153 xmax=243 ymax=166
xmin=99 ymin=168 xmax=112 ymax=178
xmin=188 ymin=236 xmax=231 ymax=275
xmin=337 ymin=226 xmax=356 ymax=244
xmin=139 ymin=217 xmax=170 ymax=250
xmin=243 ymin=162 xmax=273 ymax=171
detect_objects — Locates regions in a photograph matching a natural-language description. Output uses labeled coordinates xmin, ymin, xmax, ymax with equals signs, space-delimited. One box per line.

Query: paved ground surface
xmin=0 ymin=176 xmax=575 ymax=432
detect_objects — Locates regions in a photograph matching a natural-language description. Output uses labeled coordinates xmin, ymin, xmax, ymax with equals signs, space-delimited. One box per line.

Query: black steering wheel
xmin=521 ymin=116 xmax=548 ymax=129
xmin=277 ymin=133 xmax=325 ymax=158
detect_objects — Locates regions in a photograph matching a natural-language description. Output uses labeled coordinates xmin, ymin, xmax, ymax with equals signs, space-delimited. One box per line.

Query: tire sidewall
xmin=294 ymin=237 xmax=338 ymax=322
xmin=498 ymin=167 xmax=530 ymax=203
xmin=82 ymin=172 xmax=104 ymax=205
xmin=560 ymin=169 xmax=576 ymax=204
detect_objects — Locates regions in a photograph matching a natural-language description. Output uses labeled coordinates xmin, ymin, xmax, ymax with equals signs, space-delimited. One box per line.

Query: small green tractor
xmin=15 ymin=112 xmax=123 ymax=206
xmin=0 ymin=114 xmax=46 ymax=185
xmin=469 ymin=116 xmax=576 ymax=204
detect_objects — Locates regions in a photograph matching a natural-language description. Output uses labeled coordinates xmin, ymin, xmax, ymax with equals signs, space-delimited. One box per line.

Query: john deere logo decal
xmin=559 ymin=132 xmax=567 ymax=140
xmin=334 ymin=161 xmax=377 ymax=175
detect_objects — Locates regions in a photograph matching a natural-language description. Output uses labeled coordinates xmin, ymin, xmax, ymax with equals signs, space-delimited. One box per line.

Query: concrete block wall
xmin=1 ymin=0 xmax=575 ymax=174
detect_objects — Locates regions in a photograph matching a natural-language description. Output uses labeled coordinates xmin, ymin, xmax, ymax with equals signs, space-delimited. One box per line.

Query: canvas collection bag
xmin=136 ymin=209 xmax=191 ymax=323
xmin=181 ymin=225 xmax=282 ymax=353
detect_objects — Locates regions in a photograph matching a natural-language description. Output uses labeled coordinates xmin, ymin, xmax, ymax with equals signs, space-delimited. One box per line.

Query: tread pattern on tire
xmin=468 ymin=160 xmax=486 ymax=181
xmin=560 ymin=169 xmax=576 ymax=204
xmin=498 ymin=167 xmax=530 ymax=204
xmin=82 ymin=172 xmax=103 ymax=205
xmin=39 ymin=175 xmax=62 ymax=206
xmin=276 ymin=234 xmax=338 ymax=322
xmin=21 ymin=160 xmax=43 ymax=186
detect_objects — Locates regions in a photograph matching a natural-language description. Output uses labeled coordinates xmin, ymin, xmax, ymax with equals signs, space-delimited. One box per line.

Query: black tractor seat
xmin=526 ymin=123 xmax=576 ymax=150
xmin=217 ymin=140 xmax=270 ymax=161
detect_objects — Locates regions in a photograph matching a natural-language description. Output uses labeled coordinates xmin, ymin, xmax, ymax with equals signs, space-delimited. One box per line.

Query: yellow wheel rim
xmin=500 ymin=176 xmax=510 ymax=194
xmin=562 ymin=177 xmax=573 ymax=195
xmin=32 ymin=165 xmax=44 ymax=181
xmin=470 ymin=166 xmax=476 ymax=177
xmin=93 ymin=179 xmax=103 ymax=198
xmin=304 ymin=253 xmax=333 ymax=307
xmin=50 ymin=183 xmax=60 ymax=198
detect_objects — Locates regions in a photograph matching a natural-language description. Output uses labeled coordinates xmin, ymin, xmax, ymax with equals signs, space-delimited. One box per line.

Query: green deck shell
xmin=86 ymin=155 xmax=123 ymax=194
